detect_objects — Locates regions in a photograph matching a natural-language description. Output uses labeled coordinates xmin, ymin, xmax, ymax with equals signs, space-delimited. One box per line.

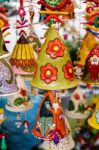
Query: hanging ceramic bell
xmin=75 ymin=0 xmax=99 ymax=84
xmin=0 ymin=108 xmax=6 ymax=125
xmin=31 ymin=26 xmax=78 ymax=90
xmin=0 ymin=58 xmax=18 ymax=96
xmin=88 ymin=95 xmax=99 ymax=130
xmin=32 ymin=91 xmax=74 ymax=147
xmin=5 ymin=76 xmax=33 ymax=112
xmin=66 ymin=87 xmax=90 ymax=119
xmin=10 ymin=30 xmax=36 ymax=76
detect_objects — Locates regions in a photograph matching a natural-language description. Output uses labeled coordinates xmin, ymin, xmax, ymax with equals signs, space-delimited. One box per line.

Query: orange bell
xmin=32 ymin=91 xmax=71 ymax=142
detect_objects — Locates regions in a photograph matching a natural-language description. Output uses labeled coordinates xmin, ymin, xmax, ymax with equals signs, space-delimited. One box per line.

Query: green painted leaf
xmin=68 ymin=100 xmax=75 ymax=111
xmin=78 ymin=104 xmax=85 ymax=113
xmin=14 ymin=97 xmax=24 ymax=106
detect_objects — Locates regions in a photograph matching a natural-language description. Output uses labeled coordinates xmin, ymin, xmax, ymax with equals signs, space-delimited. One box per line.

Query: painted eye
xmin=74 ymin=93 xmax=80 ymax=100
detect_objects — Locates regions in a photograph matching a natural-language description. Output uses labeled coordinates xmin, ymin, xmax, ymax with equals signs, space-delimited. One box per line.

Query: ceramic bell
xmin=0 ymin=108 xmax=6 ymax=125
xmin=0 ymin=58 xmax=18 ymax=96
xmin=88 ymin=95 xmax=99 ymax=130
xmin=10 ymin=30 xmax=36 ymax=75
xmin=32 ymin=91 xmax=74 ymax=147
xmin=31 ymin=26 xmax=78 ymax=90
xmin=66 ymin=87 xmax=90 ymax=119
xmin=75 ymin=0 xmax=99 ymax=84
xmin=5 ymin=76 xmax=33 ymax=112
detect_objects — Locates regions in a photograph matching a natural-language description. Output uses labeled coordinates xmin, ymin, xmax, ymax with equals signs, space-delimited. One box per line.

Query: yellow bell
xmin=31 ymin=27 xmax=78 ymax=90
xmin=88 ymin=97 xmax=99 ymax=130
xmin=10 ymin=31 xmax=36 ymax=75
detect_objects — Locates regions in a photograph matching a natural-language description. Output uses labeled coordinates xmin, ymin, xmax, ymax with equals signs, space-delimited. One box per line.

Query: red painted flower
xmin=46 ymin=38 xmax=65 ymax=59
xmin=63 ymin=61 xmax=74 ymax=80
xmin=74 ymin=93 xmax=80 ymax=100
xmin=40 ymin=63 xmax=58 ymax=84
xmin=20 ymin=88 xmax=27 ymax=97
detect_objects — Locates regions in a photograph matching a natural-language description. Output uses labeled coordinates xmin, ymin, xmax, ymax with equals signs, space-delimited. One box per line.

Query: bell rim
xmin=30 ymin=79 xmax=78 ymax=90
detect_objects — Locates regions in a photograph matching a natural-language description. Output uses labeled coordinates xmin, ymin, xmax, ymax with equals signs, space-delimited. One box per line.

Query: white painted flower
xmin=90 ymin=55 xmax=99 ymax=65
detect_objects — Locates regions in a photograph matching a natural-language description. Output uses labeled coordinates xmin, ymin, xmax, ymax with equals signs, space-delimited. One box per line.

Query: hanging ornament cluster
xmin=38 ymin=0 xmax=75 ymax=25
xmin=10 ymin=0 xmax=36 ymax=75
xmin=30 ymin=3 xmax=78 ymax=147
xmin=76 ymin=0 xmax=99 ymax=84
xmin=0 ymin=0 xmax=98 ymax=149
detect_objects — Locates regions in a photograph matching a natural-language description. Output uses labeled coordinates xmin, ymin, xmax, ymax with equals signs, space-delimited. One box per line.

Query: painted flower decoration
xmin=90 ymin=55 xmax=99 ymax=65
xmin=20 ymin=88 xmax=27 ymax=97
xmin=40 ymin=63 xmax=58 ymax=84
xmin=46 ymin=38 xmax=65 ymax=59
xmin=63 ymin=61 xmax=74 ymax=80
xmin=73 ymin=93 xmax=80 ymax=101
